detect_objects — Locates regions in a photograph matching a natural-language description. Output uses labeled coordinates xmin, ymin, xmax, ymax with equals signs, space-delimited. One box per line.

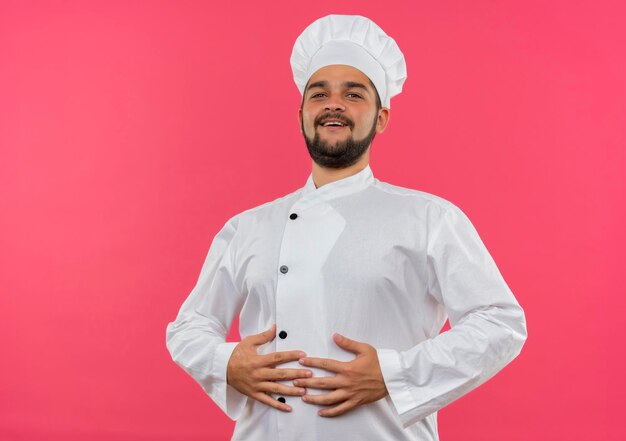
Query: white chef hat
xmin=290 ymin=14 xmax=407 ymax=108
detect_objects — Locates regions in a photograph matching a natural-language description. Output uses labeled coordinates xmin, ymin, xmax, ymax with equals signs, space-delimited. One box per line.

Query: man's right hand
xmin=226 ymin=323 xmax=312 ymax=412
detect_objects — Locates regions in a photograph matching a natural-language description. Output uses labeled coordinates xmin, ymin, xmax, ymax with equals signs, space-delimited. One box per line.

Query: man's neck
xmin=310 ymin=154 xmax=370 ymax=189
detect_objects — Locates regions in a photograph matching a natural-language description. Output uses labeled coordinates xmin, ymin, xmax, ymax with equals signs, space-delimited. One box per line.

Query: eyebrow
xmin=305 ymin=80 xmax=370 ymax=94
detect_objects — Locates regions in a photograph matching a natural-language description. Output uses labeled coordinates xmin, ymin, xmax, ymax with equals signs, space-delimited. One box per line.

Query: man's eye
xmin=311 ymin=93 xmax=326 ymax=98
xmin=347 ymin=93 xmax=362 ymax=98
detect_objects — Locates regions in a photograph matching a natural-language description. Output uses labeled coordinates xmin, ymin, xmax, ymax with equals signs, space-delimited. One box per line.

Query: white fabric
xmin=290 ymin=15 xmax=407 ymax=108
xmin=165 ymin=165 xmax=527 ymax=440
xmin=307 ymin=40 xmax=386 ymax=103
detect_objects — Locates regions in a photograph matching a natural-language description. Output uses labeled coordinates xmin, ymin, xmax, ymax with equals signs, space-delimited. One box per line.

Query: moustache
xmin=315 ymin=113 xmax=353 ymax=128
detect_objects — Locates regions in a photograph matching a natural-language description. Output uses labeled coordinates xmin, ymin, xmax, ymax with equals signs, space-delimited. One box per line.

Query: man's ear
xmin=376 ymin=108 xmax=390 ymax=134
xmin=298 ymin=107 xmax=303 ymax=134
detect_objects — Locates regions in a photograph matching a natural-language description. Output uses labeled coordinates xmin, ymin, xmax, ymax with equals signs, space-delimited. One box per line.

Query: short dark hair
xmin=300 ymin=77 xmax=382 ymax=112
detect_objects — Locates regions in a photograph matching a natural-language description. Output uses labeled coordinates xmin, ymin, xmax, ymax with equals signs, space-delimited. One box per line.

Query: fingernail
xmin=286 ymin=405 xmax=292 ymax=411
xmin=293 ymin=380 xmax=300 ymax=386
xmin=299 ymin=358 xmax=305 ymax=364
xmin=298 ymin=352 xmax=306 ymax=357
xmin=302 ymin=396 xmax=307 ymax=402
xmin=299 ymin=388 xmax=306 ymax=395
xmin=306 ymin=371 xmax=312 ymax=377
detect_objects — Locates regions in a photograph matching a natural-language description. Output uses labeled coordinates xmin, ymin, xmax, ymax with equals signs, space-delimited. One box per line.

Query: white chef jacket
xmin=165 ymin=164 xmax=527 ymax=441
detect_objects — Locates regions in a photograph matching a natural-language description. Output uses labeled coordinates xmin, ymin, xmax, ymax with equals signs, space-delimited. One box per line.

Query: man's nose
xmin=323 ymin=95 xmax=346 ymax=112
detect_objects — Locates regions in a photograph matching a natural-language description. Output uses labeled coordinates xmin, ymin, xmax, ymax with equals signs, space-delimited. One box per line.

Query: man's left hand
xmin=294 ymin=333 xmax=389 ymax=417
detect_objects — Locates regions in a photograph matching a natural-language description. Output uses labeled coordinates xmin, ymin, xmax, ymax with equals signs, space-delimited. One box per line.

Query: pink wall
xmin=1 ymin=1 xmax=624 ymax=440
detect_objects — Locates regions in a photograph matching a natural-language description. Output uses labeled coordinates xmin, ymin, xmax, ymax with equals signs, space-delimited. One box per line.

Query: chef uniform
xmin=166 ymin=15 xmax=527 ymax=441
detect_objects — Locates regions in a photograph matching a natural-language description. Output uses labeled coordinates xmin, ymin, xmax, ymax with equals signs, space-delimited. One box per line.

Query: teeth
xmin=323 ymin=122 xmax=344 ymax=126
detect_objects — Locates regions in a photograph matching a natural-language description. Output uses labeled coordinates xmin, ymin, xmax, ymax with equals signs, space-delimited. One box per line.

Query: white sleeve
xmin=165 ymin=216 xmax=248 ymax=420
xmin=376 ymin=204 xmax=528 ymax=428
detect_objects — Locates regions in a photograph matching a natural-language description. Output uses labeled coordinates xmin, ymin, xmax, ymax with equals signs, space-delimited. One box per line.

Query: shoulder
xmin=371 ymin=178 xmax=461 ymax=214
xmin=370 ymin=179 xmax=486 ymax=253
xmin=368 ymin=178 xmax=479 ymax=237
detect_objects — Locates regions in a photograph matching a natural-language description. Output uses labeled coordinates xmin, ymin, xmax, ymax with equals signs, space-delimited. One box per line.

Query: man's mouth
xmin=318 ymin=118 xmax=350 ymax=130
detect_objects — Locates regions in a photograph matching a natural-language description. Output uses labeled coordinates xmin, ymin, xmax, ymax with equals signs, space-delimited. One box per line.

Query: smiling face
xmin=298 ymin=65 xmax=389 ymax=169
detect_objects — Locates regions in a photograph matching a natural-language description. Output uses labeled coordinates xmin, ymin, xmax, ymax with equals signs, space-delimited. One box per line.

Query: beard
xmin=301 ymin=112 xmax=377 ymax=169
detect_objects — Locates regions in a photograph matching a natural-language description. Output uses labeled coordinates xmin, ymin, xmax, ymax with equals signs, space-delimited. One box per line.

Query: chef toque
xmin=290 ymin=14 xmax=407 ymax=108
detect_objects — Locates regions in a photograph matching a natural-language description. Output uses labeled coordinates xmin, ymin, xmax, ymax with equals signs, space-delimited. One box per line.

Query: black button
xmin=289 ymin=213 xmax=298 ymax=220
xmin=279 ymin=330 xmax=287 ymax=339
xmin=280 ymin=265 xmax=288 ymax=274
xmin=277 ymin=396 xmax=286 ymax=403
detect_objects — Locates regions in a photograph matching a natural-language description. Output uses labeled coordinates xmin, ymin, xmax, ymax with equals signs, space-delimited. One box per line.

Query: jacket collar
xmin=292 ymin=164 xmax=375 ymax=211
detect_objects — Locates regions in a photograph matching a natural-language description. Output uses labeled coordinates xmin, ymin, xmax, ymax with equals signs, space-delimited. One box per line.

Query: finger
xmin=258 ymin=381 xmax=307 ymax=397
xmin=318 ymin=398 xmax=358 ymax=417
xmin=252 ymin=391 xmax=292 ymax=412
xmin=333 ymin=333 xmax=367 ymax=354
xmin=302 ymin=390 xmax=350 ymax=406
xmin=293 ymin=375 xmax=342 ymax=390
xmin=258 ymin=350 xmax=307 ymax=367
xmin=247 ymin=324 xmax=276 ymax=346
xmin=258 ymin=367 xmax=313 ymax=381
xmin=299 ymin=356 xmax=346 ymax=373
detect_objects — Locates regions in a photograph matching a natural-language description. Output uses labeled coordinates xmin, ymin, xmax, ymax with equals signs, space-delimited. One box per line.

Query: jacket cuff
xmin=376 ymin=348 xmax=416 ymax=424
xmin=213 ymin=342 xmax=248 ymax=420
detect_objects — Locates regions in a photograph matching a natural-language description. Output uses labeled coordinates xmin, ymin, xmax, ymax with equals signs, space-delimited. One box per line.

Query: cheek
xmin=363 ymin=111 xmax=378 ymax=130
xmin=356 ymin=115 xmax=373 ymax=132
xmin=301 ymin=103 xmax=320 ymax=125
xmin=302 ymin=114 xmax=317 ymax=133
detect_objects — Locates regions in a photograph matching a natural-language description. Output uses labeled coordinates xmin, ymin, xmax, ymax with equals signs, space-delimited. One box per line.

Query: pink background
xmin=1 ymin=1 xmax=624 ymax=440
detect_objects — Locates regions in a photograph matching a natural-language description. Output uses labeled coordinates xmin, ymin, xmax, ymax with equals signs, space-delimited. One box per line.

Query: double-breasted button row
xmin=277 ymin=211 xmax=293 ymax=405
xmin=280 ymin=214 xmax=297 ymax=274
xmin=276 ymin=214 xmax=298 ymax=405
